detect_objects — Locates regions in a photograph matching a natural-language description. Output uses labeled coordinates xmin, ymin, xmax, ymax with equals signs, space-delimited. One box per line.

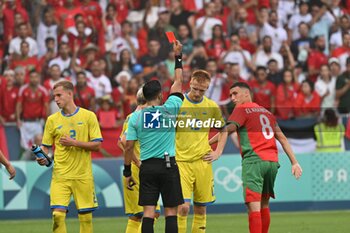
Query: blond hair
xmin=53 ymin=80 xmax=74 ymax=92
xmin=190 ymin=69 xmax=211 ymax=83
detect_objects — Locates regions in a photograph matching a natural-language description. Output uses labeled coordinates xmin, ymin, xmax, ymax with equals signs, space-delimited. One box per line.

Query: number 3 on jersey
xmin=70 ymin=129 xmax=76 ymax=139
xmin=259 ymin=114 xmax=274 ymax=140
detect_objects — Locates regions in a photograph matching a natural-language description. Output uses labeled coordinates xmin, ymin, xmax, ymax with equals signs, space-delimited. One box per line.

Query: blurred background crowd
xmin=1 ymin=0 xmax=350 ymax=159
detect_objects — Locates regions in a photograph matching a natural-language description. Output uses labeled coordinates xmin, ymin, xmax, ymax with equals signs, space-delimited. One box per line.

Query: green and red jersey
xmin=228 ymin=102 xmax=278 ymax=163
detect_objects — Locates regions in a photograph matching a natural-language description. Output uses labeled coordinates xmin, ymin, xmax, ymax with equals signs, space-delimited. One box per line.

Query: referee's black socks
xmin=142 ymin=217 xmax=154 ymax=233
xmin=165 ymin=216 xmax=178 ymax=233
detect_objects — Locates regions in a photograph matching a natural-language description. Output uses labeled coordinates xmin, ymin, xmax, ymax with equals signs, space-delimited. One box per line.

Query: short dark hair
xmin=301 ymin=79 xmax=314 ymax=92
xmin=256 ymin=66 xmax=267 ymax=74
xmin=230 ymin=81 xmax=251 ymax=91
xmin=45 ymin=37 xmax=55 ymax=44
xmin=58 ymin=42 xmax=69 ymax=50
xmin=122 ymin=20 xmax=132 ymax=27
xmin=76 ymin=71 xmax=86 ymax=77
xmin=143 ymin=80 xmax=162 ymax=101
xmin=267 ymin=59 xmax=278 ymax=65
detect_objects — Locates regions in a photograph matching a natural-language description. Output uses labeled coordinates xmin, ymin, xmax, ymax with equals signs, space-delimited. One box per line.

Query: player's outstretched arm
xmin=59 ymin=135 xmax=101 ymax=151
xmin=275 ymin=125 xmax=302 ymax=179
xmin=170 ymin=40 xmax=183 ymax=94
xmin=0 ymin=150 xmax=16 ymax=180
xmin=209 ymin=123 xmax=237 ymax=145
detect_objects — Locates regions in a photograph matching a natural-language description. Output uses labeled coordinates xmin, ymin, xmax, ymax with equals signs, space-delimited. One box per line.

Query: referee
xmin=124 ymin=40 xmax=184 ymax=233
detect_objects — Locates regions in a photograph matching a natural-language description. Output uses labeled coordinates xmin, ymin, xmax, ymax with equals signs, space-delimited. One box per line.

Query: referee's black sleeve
xmin=169 ymin=92 xmax=184 ymax=101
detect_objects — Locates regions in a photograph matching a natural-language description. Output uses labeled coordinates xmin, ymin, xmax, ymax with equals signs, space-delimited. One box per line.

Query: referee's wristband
xmin=123 ymin=164 xmax=132 ymax=177
xmin=175 ymin=54 xmax=183 ymax=69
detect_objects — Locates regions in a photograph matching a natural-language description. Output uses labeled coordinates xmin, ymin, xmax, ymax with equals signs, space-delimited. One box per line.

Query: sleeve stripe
xmin=41 ymin=144 xmax=52 ymax=147
xmin=227 ymin=120 xmax=240 ymax=128
xmin=91 ymin=138 xmax=103 ymax=142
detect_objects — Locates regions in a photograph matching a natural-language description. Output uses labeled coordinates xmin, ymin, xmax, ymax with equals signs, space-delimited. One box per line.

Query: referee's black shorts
xmin=139 ymin=157 xmax=184 ymax=208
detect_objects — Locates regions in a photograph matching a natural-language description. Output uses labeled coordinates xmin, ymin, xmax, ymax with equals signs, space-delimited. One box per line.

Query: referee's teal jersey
xmin=126 ymin=94 xmax=183 ymax=161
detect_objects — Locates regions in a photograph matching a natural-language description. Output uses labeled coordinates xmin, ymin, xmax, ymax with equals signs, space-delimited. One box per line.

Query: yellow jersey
xmin=42 ymin=107 xmax=103 ymax=179
xmin=120 ymin=113 xmax=141 ymax=162
xmin=175 ymin=94 xmax=225 ymax=162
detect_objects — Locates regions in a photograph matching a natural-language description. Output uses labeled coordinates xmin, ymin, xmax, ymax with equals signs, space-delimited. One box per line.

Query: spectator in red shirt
xmin=10 ymin=41 xmax=41 ymax=83
xmin=243 ymin=0 xmax=269 ymax=25
xmin=294 ymin=80 xmax=321 ymax=118
xmin=14 ymin=66 xmax=26 ymax=88
xmin=80 ymin=0 xmax=102 ymax=25
xmin=212 ymin=0 xmax=231 ymax=32
xmin=67 ymin=20 xmax=94 ymax=54
xmin=2 ymin=0 xmax=29 ymax=44
xmin=124 ymin=78 xmax=139 ymax=113
xmin=237 ymin=26 xmax=256 ymax=55
xmin=331 ymin=33 xmax=350 ymax=73
xmin=79 ymin=0 xmax=105 ymax=53
xmin=74 ymin=71 xmax=96 ymax=111
xmin=16 ymin=71 xmax=49 ymax=150
xmin=109 ymin=0 xmax=129 ymax=24
xmin=55 ymin=0 xmax=84 ymax=33
xmin=205 ymin=24 xmax=229 ymax=60
xmin=275 ymin=69 xmax=299 ymax=120
xmin=96 ymin=95 xmax=122 ymax=129
xmin=0 ymin=70 xmax=19 ymax=123
xmin=249 ymin=66 xmax=276 ymax=113
xmin=307 ymin=35 xmax=328 ymax=82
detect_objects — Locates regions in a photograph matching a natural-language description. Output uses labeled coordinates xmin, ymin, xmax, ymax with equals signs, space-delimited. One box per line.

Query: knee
xmin=53 ymin=211 xmax=66 ymax=224
xmin=193 ymin=205 xmax=206 ymax=215
xmin=78 ymin=212 xmax=92 ymax=223
xmin=178 ymin=204 xmax=190 ymax=216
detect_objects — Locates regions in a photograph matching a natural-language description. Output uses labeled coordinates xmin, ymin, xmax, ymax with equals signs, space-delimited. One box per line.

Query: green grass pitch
xmin=0 ymin=211 xmax=348 ymax=233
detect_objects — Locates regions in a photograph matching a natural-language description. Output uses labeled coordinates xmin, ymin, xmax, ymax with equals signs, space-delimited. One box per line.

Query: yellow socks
xmin=191 ymin=214 xmax=206 ymax=233
xmin=52 ymin=211 xmax=67 ymax=233
xmin=177 ymin=215 xmax=187 ymax=233
xmin=78 ymin=212 xmax=93 ymax=233
xmin=126 ymin=219 xmax=141 ymax=233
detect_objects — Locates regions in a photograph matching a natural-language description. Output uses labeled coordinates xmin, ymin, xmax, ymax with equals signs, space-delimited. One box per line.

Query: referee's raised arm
xmin=170 ymin=40 xmax=183 ymax=94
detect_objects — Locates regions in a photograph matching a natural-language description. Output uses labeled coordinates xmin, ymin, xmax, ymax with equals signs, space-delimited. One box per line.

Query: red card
xmin=165 ymin=31 xmax=176 ymax=43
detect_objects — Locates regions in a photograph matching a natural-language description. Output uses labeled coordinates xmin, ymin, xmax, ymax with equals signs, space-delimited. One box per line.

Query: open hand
xmin=292 ymin=163 xmax=302 ymax=179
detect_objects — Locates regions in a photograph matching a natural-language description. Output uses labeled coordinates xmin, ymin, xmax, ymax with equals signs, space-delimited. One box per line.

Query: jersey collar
xmin=61 ymin=107 xmax=80 ymax=117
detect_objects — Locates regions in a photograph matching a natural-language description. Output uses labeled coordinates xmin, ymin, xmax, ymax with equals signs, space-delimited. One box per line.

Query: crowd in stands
xmin=2 ymin=0 xmax=350 ymax=157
